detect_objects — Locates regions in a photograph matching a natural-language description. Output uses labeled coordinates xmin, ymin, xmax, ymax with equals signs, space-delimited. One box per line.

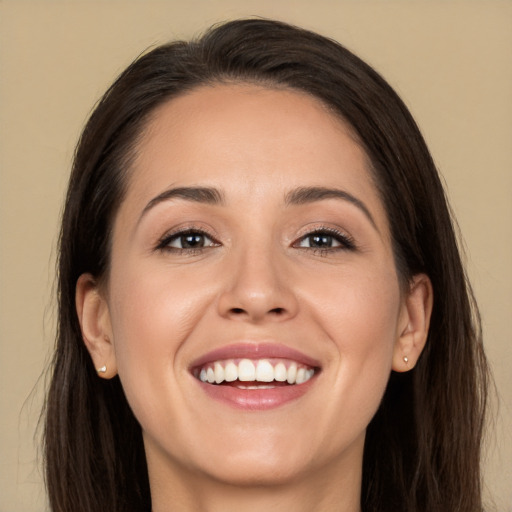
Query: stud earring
xmin=97 ymin=365 xmax=107 ymax=374
xmin=403 ymin=356 xmax=409 ymax=364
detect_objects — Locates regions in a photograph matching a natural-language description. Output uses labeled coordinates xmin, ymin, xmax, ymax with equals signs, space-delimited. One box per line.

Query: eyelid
xmin=155 ymin=224 xmax=221 ymax=251
xmin=292 ymin=224 xmax=356 ymax=251
xmin=167 ymin=231 xmax=216 ymax=249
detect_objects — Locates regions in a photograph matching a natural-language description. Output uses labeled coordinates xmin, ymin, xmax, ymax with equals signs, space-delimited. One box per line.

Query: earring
xmin=97 ymin=365 xmax=107 ymax=374
xmin=403 ymin=356 xmax=409 ymax=364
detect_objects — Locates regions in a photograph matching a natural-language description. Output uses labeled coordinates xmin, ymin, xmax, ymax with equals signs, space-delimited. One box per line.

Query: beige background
xmin=0 ymin=1 xmax=511 ymax=511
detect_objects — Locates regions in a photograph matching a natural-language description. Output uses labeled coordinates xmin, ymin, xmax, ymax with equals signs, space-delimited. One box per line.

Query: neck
xmin=148 ymin=441 xmax=364 ymax=512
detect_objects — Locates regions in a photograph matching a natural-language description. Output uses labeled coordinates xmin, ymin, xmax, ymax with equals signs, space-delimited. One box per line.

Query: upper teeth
xmin=197 ymin=359 xmax=315 ymax=385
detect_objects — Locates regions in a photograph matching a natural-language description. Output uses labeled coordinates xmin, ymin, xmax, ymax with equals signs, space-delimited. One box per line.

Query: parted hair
xmin=44 ymin=18 xmax=489 ymax=512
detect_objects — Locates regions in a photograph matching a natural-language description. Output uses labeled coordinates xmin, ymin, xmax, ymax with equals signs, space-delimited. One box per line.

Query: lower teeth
xmin=237 ymin=384 xmax=276 ymax=390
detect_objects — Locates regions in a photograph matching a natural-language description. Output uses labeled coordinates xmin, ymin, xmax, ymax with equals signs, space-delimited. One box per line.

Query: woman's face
xmin=88 ymin=84 xmax=416 ymax=487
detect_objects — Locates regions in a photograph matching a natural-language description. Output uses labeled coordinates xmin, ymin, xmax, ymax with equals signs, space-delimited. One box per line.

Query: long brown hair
xmin=44 ymin=18 xmax=489 ymax=512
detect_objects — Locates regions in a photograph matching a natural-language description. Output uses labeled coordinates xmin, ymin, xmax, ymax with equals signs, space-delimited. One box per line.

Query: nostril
xmin=228 ymin=307 xmax=285 ymax=316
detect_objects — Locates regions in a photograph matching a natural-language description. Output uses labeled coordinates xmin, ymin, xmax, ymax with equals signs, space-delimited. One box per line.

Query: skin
xmin=77 ymin=84 xmax=432 ymax=512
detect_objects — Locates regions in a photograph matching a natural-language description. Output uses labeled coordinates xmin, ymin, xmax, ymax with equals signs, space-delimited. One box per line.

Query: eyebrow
xmin=285 ymin=186 xmax=377 ymax=230
xmin=139 ymin=186 xmax=225 ymax=222
xmin=138 ymin=184 xmax=377 ymax=231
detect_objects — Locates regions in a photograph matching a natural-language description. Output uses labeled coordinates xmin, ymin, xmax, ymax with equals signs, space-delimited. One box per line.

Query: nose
xmin=217 ymin=246 xmax=299 ymax=323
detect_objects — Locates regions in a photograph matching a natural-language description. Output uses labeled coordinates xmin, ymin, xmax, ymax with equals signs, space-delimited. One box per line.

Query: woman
xmin=44 ymin=18 xmax=489 ymax=512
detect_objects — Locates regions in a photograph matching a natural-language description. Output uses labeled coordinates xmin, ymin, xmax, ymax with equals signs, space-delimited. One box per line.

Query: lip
xmin=190 ymin=343 xmax=321 ymax=411
xmin=190 ymin=342 xmax=321 ymax=370
xmin=197 ymin=378 xmax=316 ymax=410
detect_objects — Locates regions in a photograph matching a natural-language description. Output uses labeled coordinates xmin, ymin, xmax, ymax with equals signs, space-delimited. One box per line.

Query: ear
xmin=76 ymin=273 xmax=117 ymax=379
xmin=392 ymin=273 xmax=433 ymax=372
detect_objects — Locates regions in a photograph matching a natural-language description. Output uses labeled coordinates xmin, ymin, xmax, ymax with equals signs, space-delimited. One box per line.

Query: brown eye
xmin=296 ymin=228 xmax=356 ymax=250
xmin=299 ymin=234 xmax=340 ymax=249
xmin=160 ymin=230 xmax=219 ymax=251
xmin=173 ymin=233 xmax=208 ymax=249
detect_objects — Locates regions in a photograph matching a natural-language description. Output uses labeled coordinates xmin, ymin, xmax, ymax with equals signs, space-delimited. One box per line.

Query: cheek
xmin=109 ymin=259 xmax=208 ymax=339
xmin=106 ymin=262 xmax=215 ymax=400
xmin=306 ymin=262 xmax=401 ymax=345
xmin=305 ymin=267 xmax=401 ymax=423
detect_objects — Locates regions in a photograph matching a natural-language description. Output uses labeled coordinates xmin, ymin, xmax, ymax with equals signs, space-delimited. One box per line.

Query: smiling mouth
xmin=193 ymin=358 xmax=317 ymax=388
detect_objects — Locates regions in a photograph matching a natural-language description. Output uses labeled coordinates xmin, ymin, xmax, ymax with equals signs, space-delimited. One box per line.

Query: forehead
xmin=121 ymin=83 xmax=388 ymax=232
xmin=135 ymin=84 xmax=359 ymax=173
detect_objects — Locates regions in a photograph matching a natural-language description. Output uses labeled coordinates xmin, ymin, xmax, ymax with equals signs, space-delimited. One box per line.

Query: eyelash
xmin=156 ymin=226 xmax=356 ymax=255
xmin=293 ymin=227 xmax=356 ymax=254
xmin=156 ymin=227 xmax=220 ymax=254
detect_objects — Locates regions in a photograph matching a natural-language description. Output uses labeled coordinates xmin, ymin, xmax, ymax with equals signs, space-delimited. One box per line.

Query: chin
xmin=199 ymin=455 xmax=313 ymax=488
